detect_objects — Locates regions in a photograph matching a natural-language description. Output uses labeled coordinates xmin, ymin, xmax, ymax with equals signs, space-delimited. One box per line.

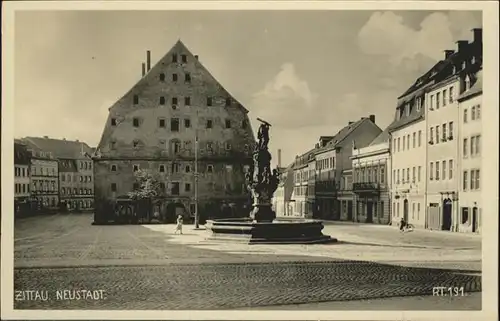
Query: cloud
xmin=249 ymin=63 xmax=320 ymax=129
xmin=358 ymin=11 xmax=481 ymax=65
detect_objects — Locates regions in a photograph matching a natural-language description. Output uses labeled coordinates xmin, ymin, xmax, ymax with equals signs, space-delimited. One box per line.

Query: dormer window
xmin=462 ymin=61 xmax=466 ymax=70
xmin=452 ymin=65 xmax=456 ymax=74
xmin=405 ymin=103 xmax=410 ymax=116
xmin=465 ymin=75 xmax=471 ymax=91
xmin=471 ymin=56 xmax=476 ymax=64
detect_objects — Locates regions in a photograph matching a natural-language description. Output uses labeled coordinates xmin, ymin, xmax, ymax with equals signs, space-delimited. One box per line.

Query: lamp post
xmin=194 ymin=110 xmax=200 ymax=229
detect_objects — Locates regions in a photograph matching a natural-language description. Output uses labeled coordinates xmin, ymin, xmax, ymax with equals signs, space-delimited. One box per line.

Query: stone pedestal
xmin=250 ymin=204 xmax=276 ymax=223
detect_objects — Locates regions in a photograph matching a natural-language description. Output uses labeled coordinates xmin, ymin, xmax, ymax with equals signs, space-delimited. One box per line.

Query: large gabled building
xmin=93 ymin=40 xmax=256 ymax=223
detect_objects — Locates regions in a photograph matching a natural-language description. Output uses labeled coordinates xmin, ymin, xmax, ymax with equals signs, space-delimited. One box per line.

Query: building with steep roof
xmin=21 ymin=136 xmax=95 ymax=212
xmin=425 ymin=29 xmax=482 ymax=232
xmin=351 ymin=127 xmax=391 ymax=224
xmin=389 ymin=28 xmax=482 ymax=231
xmin=457 ymin=69 xmax=483 ymax=234
xmin=282 ymin=115 xmax=381 ymax=219
xmin=312 ymin=115 xmax=382 ymax=220
xmin=93 ymin=40 xmax=255 ymax=223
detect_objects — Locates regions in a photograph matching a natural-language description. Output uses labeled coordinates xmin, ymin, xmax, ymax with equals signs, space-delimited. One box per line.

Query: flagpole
xmin=194 ymin=111 xmax=199 ymax=229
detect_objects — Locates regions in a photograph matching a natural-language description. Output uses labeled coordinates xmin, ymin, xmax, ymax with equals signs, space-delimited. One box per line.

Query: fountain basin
xmin=205 ymin=218 xmax=337 ymax=244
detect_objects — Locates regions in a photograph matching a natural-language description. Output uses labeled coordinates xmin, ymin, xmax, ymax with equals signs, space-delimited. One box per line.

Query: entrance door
xmin=403 ymin=199 xmax=409 ymax=222
xmin=366 ymin=201 xmax=373 ymax=223
xmin=442 ymin=198 xmax=452 ymax=231
xmin=472 ymin=207 xmax=478 ymax=232
xmin=347 ymin=201 xmax=353 ymax=221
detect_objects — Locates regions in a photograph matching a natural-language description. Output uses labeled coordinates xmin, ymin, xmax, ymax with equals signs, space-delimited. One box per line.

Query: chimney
xmin=277 ymin=149 xmax=282 ymax=167
xmin=76 ymin=139 xmax=79 ymax=142
xmin=369 ymin=114 xmax=376 ymax=124
xmin=444 ymin=50 xmax=454 ymax=59
xmin=315 ymin=143 xmax=320 ymax=149
xmin=62 ymin=138 xmax=66 ymax=141
xmin=141 ymin=63 xmax=146 ymax=76
xmin=348 ymin=121 xmax=354 ymax=125
xmin=456 ymin=40 xmax=468 ymax=53
xmin=43 ymin=136 xmax=48 ymax=139
xmin=194 ymin=55 xmax=199 ymax=60
xmin=472 ymin=28 xmax=482 ymax=44
xmin=146 ymin=50 xmax=151 ymax=71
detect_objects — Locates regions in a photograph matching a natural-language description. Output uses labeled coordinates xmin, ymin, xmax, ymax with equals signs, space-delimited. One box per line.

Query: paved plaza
xmin=13 ymin=212 xmax=482 ymax=310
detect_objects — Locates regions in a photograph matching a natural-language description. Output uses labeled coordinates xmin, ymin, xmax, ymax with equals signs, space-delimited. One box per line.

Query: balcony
xmin=352 ymin=182 xmax=380 ymax=195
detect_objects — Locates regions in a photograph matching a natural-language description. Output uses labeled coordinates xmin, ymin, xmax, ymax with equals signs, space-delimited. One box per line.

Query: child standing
xmin=174 ymin=214 xmax=183 ymax=234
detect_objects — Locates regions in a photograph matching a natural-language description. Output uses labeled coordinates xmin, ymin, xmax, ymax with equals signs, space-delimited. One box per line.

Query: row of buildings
xmin=14 ymin=137 xmax=94 ymax=215
xmin=274 ymin=28 xmax=483 ymax=234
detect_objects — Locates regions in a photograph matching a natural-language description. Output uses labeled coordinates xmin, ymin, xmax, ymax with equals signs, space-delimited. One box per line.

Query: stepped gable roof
xmin=458 ymin=69 xmax=483 ymax=101
xmin=22 ymin=137 xmax=92 ymax=159
xmin=96 ymin=39 xmax=250 ymax=151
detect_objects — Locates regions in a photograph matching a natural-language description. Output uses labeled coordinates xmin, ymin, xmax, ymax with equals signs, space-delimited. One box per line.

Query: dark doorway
xmin=366 ymin=201 xmax=373 ymax=223
xmin=347 ymin=201 xmax=353 ymax=221
xmin=166 ymin=202 xmax=186 ymax=223
xmin=472 ymin=207 xmax=478 ymax=232
xmin=442 ymin=198 xmax=452 ymax=231
xmin=403 ymin=199 xmax=409 ymax=222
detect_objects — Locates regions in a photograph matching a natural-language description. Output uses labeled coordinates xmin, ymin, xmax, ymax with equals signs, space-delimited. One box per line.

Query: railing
xmin=352 ymin=182 xmax=380 ymax=193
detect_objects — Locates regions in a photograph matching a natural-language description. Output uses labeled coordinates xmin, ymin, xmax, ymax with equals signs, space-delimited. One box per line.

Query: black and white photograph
xmin=1 ymin=1 xmax=498 ymax=320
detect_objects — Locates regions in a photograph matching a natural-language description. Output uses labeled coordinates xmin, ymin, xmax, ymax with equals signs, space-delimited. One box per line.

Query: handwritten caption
xmin=15 ymin=289 xmax=107 ymax=301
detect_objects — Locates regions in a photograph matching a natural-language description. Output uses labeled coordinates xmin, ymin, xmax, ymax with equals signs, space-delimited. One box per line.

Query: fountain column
xmin=245 ymin=118 xmax=280 ymax=223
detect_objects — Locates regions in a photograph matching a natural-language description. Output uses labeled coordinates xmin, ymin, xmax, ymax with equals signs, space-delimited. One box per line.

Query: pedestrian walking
xmin=399 ymin=217 xmax=406 ymax=232
xmin=174 ymin=214 xmax=183 ymax=234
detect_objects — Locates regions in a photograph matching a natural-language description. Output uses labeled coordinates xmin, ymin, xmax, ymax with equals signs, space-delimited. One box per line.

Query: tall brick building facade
xmin=93 ymin=40 xmax=255 ymax=223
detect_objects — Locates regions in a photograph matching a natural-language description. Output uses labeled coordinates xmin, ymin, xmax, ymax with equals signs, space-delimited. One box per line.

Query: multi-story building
xmin=389 ymin=76 xmax=429 ymax=229
xmin=338 ymin=169 xmax=354 ymax=221
xmin=457 ymin=69 xmax=483 ymax=233
xmin=93 ymin=40 xmax=255 ymax=223
xmin=351 ymin=129 xmax=391 ymax=224
xmin=273 ymin=165 xmax=293 ymax=217
xmin=14 ymin=140 xmax=31 ymax=215
xmin=290 ymin=149 xmax=316 ymax=218
xmin=22 ymin=136 xmax=94 ymax=212
xmin=28 ymin=149 xmax=59 ymax=211
xmin=425 ymin=29 xmax=482 ymax=232
xmin=313 ymin=116 xmax=382 ymax=220
xmin=389 ymin=28 xmax=482 ymax=231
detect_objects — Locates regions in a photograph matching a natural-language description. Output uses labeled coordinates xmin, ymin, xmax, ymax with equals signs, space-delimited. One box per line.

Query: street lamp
xmin=194 ymin=110 xmax=200 ymax=229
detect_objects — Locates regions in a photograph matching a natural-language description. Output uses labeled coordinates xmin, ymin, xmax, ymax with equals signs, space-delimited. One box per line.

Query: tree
xmin=128 ymin=169 xmax=164 ymax=222
xmin=127 ymin=169 xmax=163 ymax=200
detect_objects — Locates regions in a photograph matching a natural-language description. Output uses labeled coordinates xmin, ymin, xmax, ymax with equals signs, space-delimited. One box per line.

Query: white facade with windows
xmin=457 ymin=70 xmax=482 ymax=233
xmin=390 ymin=117 xmax=427 ymax=228
xmin=425 ymin=77 xmax=460 ymax=231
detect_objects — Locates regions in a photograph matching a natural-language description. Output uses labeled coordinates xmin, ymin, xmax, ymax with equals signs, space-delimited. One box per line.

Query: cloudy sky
xmin=14 ymin=10 xmax=482 ymax=166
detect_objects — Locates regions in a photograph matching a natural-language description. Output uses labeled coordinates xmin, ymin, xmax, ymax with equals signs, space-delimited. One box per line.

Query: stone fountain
xmin=205 ymin=118 xmax=336 ymax=244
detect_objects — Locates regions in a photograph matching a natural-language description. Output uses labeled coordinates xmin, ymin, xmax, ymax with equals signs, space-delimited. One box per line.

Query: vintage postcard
xmin=1 ymin=1 xmax=498 ymax=320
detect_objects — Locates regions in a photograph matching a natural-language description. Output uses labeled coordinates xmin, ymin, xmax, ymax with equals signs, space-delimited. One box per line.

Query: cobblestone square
xmin=13 ymin=213 xmax=482 ymax=310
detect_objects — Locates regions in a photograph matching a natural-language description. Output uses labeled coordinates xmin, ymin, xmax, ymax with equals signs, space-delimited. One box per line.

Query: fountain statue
xmin=203 ymin=118 xmax=336 ymax=244
xmin=245 ymin=118 xmax=280 ymax=222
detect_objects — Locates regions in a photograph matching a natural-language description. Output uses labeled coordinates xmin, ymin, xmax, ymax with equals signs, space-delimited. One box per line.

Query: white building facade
xmin=351 ymin=133 xmax=392 ymax=225
xmin=457 ymin=70 xmax=482 ymax=233
xmin=425 ymin=76 xmax=460 ymax=231
xmin=390 ymin=115 xmax=427 ymax=229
